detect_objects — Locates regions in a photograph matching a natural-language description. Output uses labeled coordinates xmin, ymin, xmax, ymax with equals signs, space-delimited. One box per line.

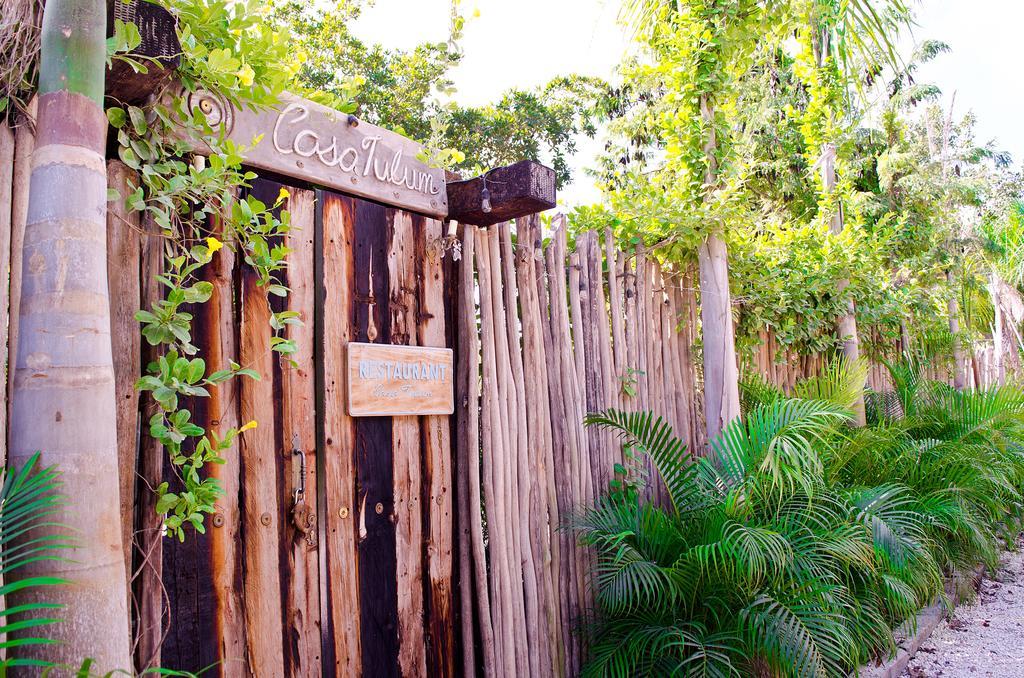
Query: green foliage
xmin=0 ymin=453 xmax=70 ymax=671
xmin=42 ymin=658 xmax=203 ymax=677
xmin=586 ymin=0 xmax=1024 ymax=367
xmin=271 ymin=0 xmax=610 ymax=186
xmin=577 ymin=358 xmax=1024 ymax=676
xmin=107 ymin=0 xmax=305 ymax=539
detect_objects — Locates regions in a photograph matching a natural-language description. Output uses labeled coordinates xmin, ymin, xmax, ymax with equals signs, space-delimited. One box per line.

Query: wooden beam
xmin=445 ymin=160 xmax=556 ymax=227
xmin=182 ymin=92 xmax=449 ymax=218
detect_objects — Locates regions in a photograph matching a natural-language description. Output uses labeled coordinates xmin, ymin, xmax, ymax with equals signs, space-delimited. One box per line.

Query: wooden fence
xmin=453 ymin=217 xmax=706 ymax=677
xmin=448 ymin=218 xmax=1010 ymax=677
xmin=2 ymin=108 xmax=1020 ymax=677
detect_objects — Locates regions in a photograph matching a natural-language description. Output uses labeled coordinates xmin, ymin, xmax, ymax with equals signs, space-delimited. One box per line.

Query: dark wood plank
xmin=353 ymin=199 xmax=401 ymax=677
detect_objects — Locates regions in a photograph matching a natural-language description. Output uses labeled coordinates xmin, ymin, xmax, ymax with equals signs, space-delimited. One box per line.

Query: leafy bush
xmin=576 ymin=358 xmax=1024 ymax=677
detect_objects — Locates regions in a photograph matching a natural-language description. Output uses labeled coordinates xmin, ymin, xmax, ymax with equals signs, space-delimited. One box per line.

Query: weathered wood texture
xmin=72 ymin=165 xmax=456 ymax=676
xmin=445 ymin=160 xmax=556 ymax=227
xmin=347 ymin=342 xmax=454 ymax=416
xmin=448 ymin=219 xmax=962 ymax=675
xmin=0 ymin=145 xmax=959 ymax=676
xmin=184 ymin=92 xmax=449 ymax=218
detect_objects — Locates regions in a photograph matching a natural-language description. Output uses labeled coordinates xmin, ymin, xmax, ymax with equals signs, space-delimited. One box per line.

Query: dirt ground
xmin=901 ymin=546 xmax=1024 ymax=677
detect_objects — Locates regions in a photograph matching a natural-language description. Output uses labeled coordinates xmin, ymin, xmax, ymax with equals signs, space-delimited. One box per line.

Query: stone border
xmin=859 ymin=565 xmax=987 ymax=678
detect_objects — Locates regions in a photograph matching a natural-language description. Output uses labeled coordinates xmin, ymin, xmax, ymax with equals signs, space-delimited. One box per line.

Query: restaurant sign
xmin=346 ymin=343 xmax=454 ymax=417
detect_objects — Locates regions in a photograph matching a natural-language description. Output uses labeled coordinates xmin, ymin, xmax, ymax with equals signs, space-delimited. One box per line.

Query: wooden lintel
xmin=180 ymin=92 xmax=449 ymax=218
xmin=445 ymin=160 xmax=556 ymax=227
xmin=105 ymin=0 xmax=181 ymax=104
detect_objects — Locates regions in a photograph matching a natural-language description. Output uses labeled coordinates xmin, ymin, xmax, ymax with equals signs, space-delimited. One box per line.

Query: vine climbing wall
xmin=104 ymin=169 xmax=456 ymax=677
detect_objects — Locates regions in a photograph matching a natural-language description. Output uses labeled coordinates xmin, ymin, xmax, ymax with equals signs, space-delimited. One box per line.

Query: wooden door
xmin=157 ymin=178 xmax=455 ymax=677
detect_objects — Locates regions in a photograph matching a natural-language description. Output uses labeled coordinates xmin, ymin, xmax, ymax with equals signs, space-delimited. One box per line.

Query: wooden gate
xmin=154 ymin=177 xmax=454 ymax=677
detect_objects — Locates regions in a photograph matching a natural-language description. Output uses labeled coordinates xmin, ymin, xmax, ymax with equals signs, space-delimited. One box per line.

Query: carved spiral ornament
xmin=186 ymin=89 xmax=234 ymax=134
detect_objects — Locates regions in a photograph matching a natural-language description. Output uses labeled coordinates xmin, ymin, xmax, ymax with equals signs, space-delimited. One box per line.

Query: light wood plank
xmin=239 ymin=268 xmax=285 ymax=677
xmin=416 ymin=215 xmax=455 ymax=677
xmin=105 ymin=161 xmax=142 ymax=597
xmin=7 ymin=100 xmax=34 ymax=446
xmin=388 ymin=209 xmax=427 ymax=678
xmin=320 ymin=193 xmax=362 ymax=676
xmin=281 ymin=187 xmax=322 ymax=677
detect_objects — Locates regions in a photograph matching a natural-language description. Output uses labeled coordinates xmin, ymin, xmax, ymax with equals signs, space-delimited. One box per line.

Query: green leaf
xmin=128 ymin=106 xmax=147 ymax=136
xmin=106 ymin=107 xmax=127 ymax=129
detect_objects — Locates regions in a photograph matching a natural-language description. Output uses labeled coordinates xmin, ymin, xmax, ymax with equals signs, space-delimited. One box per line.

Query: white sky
xmin=353 ymin=0 xmax=1024 ymax=208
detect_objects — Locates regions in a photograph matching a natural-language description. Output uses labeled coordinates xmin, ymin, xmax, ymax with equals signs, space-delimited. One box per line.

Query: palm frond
xmin=794 ymin=356 xmax=869 ymax=413
xmin=0 ymin=452 xmax=69 ymax=666
xmin=585 ymin=410 xmax=709 ymax=516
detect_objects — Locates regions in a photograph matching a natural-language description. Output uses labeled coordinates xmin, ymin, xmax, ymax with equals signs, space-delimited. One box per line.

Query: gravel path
xmin=901 ymin=546 xmax=1024 ymax=677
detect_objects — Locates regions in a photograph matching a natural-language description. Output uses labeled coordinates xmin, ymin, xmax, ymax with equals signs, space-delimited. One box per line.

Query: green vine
xmin=106 ymin=0 xmax=352 ymax=540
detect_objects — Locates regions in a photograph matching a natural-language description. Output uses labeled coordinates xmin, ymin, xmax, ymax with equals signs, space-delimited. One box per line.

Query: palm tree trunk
xmin=821 ymin=143 xmax=866 ymax=425
xmin=698 ymin=234 xmax=740 ymax=440
xmin=698 ymin=93 xmax=741 ymax=441
xmin=900 ymin=320 xmax=912 ymax=357
xmin=947 ymin=271 xmax=968 ymax=390
xmin=9 ymin=0 xmax=132 ymax=670
xmin=990 ymin=271 xmax=1005 ymax=386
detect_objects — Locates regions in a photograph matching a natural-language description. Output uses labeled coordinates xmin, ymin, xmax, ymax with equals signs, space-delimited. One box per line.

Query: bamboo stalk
xmin=517 ymin=216 xmax=563 ymax=675
xmin=475 ymin=227 xmax=517 ymax=677
xmin=497 ymin=222 xmax=543 ymax=676
xmin=457 ymin=225 xmax=495 ymax=677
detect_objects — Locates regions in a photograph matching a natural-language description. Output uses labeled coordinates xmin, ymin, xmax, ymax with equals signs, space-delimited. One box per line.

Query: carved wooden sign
xmin=187 ymin=91 xmax=449 ymax=217
xmin=346 ymin=343 xmax=454 ymax=417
